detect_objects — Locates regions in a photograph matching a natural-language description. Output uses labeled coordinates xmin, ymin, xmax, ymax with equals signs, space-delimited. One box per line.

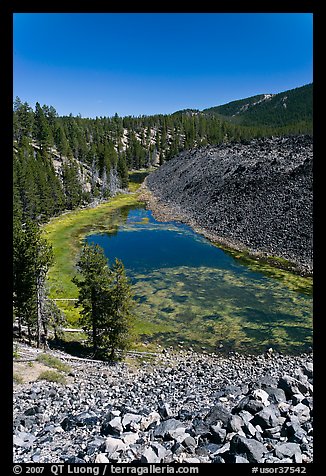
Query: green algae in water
xmin=86 ymin=207 xmax=312 ymax=354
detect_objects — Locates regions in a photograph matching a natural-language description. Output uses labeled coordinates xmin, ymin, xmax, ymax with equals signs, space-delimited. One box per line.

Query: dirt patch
xmin=13 ymin=361 xmax=51 ymax=384
xmin=13 ymin=361 xmax=73 ymax=385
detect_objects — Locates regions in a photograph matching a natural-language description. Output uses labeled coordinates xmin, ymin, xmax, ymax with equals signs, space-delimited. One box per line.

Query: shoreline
xmin=138 ymin=181 xmax=313 ymax=278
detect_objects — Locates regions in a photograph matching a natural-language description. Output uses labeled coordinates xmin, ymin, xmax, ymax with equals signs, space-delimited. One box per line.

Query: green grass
xmin=36 ymin=353 xmax=71 ymax=373
xmin=37 ymin=370 xmax=67 ymax=384
xmin=44 ymin=192 xmax=142 ymax=301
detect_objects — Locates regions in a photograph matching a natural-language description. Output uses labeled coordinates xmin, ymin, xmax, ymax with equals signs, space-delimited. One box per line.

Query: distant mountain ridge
xmin=202 ymin=83 xmax=312 ymax=128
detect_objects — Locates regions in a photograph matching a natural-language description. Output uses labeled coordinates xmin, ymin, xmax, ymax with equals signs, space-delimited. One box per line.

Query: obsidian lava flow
xmin=145 ymin=135 xmax=313 ymax=274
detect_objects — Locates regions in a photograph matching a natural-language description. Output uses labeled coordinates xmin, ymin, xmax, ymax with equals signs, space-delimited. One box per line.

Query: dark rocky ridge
xmin=144 ymin=135 xmax=313 ymax=275
xmin=13 ymin=345 xmax=313 ymax=464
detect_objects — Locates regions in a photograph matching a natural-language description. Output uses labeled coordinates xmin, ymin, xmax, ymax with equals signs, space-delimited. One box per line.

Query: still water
xmin=86 ymin=207 xmax=312 ymax=354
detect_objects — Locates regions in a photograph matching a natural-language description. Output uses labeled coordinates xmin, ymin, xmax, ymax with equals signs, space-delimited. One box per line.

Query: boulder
xmin=230 ymin=434 xmax=267 ymax=463
xmin=141 ymin=446 xmax=160 ymax=463
xmin=204 ymin=404 xmax=231 ymax=426
xmin=251 ymin=405 xmax=280 ymax=429
xmin=153 ymin=419 xmax=186 ymax=440
xmin=101 ymin=416 xmax=123 ymax=436
xmin=274 ymin=442 xmax=302 ymax=461
xmin=278 ymin=375 xmax=310 ymax=397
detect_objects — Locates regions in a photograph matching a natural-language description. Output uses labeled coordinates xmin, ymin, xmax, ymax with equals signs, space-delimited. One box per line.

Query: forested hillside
xmin=203 ymin=84 xmax=312 ymax=129
xmin=13 ymin=83 xmax=312 ymax=225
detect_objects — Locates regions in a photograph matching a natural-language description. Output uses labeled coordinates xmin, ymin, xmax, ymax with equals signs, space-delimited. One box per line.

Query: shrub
xmin=36 ymin=353 xmax=71 ymax=373
xmin=37 ymin=370 xmax=67 ymax=384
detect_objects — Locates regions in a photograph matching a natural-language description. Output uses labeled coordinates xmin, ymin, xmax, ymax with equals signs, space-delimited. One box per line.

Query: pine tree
xmin=61 ymin=158 xmax=83 ymax=209
xmin=55 ymin=125 xmax=69 ymax=158
xmin=34 ymin=102 xmax=54 ymax=151
xmin=117 ymin=152 xmax=129 ymax=189
xmin=13 ymin=220 xmax=54 ymax=346
xmin=105 ymin=258 xmax=134 ymax=360
xmin=13 ymin=97 xmax=34 ymax=143
xmin=73 ymin=244 xmax=134 ymax=360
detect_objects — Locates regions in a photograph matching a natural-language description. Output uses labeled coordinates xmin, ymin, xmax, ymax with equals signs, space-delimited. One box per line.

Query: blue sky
xmin=13 ymin=13 xmax=313 ymax=118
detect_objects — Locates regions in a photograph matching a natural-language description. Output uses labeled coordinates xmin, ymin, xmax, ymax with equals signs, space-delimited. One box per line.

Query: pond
xmin=86 ymin=206 xmax=312 ymax=354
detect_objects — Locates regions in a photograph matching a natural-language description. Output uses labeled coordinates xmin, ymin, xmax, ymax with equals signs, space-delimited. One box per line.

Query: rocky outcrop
xmin=13 ymin=345 xmax=313 ymax=463
xmin=143 ymin=136 xmax=313 ymax=275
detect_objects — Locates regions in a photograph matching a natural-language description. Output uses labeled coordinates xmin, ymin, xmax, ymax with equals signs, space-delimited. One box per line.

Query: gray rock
xmin=101 ymin=416 xmax=123 ymax=436
xmin=182 ymin=435 xmax=197 ymax=450
xmin=274 ymin=442 xmax=302 ymax=460
xmin=183 ymin=457 xmax=201 ymax=463
xmin=75 ymin=411 xmax=98 ymax=426
xmin=286 ymin=422 xmax=308 ymax=444
xmin=264 ymin=386 xmax=287 ymax=404
xmin=121 ymin=413 xmax=142 ymax=431
xmin=24 ymin=406 xmax=39 ymax=416
xmin=263 ymin=426 xmax=282 ymax=438
xmin=153 ymin=419 xmax=185 ymax=440
xmin=13 ymin=436 xmax=26 ymax=447
xmin=158 ymin=402 xmax=173 ymax=419
xmin=139 ymin=411 xmax=160 ymax=431
xmin=95 ymin=453 xmax=110 ymax=463
xmin=227 ymin=414 xmax=244 ymax=433
xmin=203 ymin=443 xmax=222 ymax=454
xmin=66 ymin=456 xmax=86 ymax=463
xmin=301 ymin=362 xmax=313 ymax=379
xmin=191 ymin=418 xmax=211 ymax=437
xmin=60 ymin=416 xmax=76 ymax=431
xmin=252 ymin=405 xmax=280 ymax=429
xmin=151 ymin=442 xmax=168 ymax=460
xmin=212 ymin=455 xmax=225 ymax=463
xmin=291 ymin=403 xmax=310 ymax=424
xmin=210 ymin=425 xmax=226 ymax=443
xmin=251 ymin=389 xmax=270 ymax=406
xmin=244 ymin=399 xmax=265 ymax=414
xmin=234 ymin=455 xmax=250 ymax=463
xmin=278 ymin=375 xmax=309 ymax=397
xmin=122 ymin=432 xmax=139 ymax=446
xmin=243 ymin=420 xmax=257 ymax=437
xmin=230 ymin=434 xmax=267 ymax=463
xmin=102 ymin=436 xmax=126 ymax=456
xmin=141 ymin=446 xmax=160 ymax=463
xmin=12 ymin=343 xmax=313 ymax=464
xmin=238 ymin=410 xmax=254 ymax=424
xmin=204 ymin=404 xmax=230 ymax=426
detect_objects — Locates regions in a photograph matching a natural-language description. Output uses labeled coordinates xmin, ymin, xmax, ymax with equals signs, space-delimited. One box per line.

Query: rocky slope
xmin=143 ymin=135 xmax=313 ymax=275
xmin=13 ymin=344 xmax=313 ymax=464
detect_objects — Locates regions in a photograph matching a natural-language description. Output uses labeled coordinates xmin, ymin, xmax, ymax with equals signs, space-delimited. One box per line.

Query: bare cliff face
xmin=145 ymin=136 xmax=313 ymax=275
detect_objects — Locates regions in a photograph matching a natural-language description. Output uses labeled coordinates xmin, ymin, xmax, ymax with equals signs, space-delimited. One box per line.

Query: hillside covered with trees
xmin=203 ymin=84 xmax=312 ymax=129
xmin=13 ymin=83 xmax=312 ymax=225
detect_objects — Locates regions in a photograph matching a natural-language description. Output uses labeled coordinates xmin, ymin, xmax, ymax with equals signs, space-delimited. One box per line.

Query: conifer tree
xmin=73 ymin=244 xmax=134 ymax=360
xmin=117 ymin=152 xmax=129 ymax=189
xmin=34 ymin=102 xmax=54 ymax=151
xmin=13 ymin=220 xmax=53 ymax=346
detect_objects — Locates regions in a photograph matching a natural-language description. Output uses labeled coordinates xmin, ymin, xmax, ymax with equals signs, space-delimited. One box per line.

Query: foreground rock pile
xmin=13 ymin=347 xmax=313 ymax=464
xmin=144 ymin=135 xmax=313 ymax=275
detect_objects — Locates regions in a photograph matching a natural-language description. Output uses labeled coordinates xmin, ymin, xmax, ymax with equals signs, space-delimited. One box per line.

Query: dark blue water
xmin=86 ymin=207 xmax=312 ymax=353
xmin=88 ymin=212 xmax=240 ymax=272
